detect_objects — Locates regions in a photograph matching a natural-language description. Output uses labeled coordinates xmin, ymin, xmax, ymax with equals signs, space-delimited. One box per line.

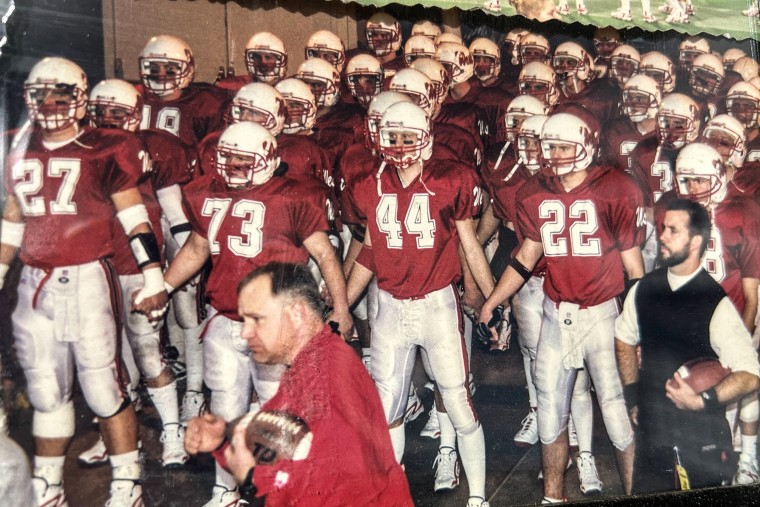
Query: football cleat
xmin=576 ymin=452 xmax=603 ymax=495
xmin=743 ymin=5 xmax=760 ymax=16
xmin=180 ymin=390 xmax=206 ymax=425
xmin=610 ymin=8 xmax=632 ymax=21
xmin=33 ymin=477 xmax=68 ymax=507
xmin=421 ymin=408 xmax=441 ymax=439
xmin=404 ymin=388 xmax=425 ymax=423
xmin=557 ymin=3 xmax=570 ymax=15
xmin=643 ymin=11 xmax=658 ymax=22
xmin=658 ymin=3 xmax=671 ymax=13
xmin=568 ymin=416 xmax=579 ymax=449
xmin=734 ymin=458 xmax=760 ymax=485
xmin=483 ymin=0 xmax=501 ymax=12
xmin=467 ymin=497 xmax=491 ymax=507
xmin=577 ymin=4 xmax=589 ymax=14
xmin=160 ymin=423 xmax=189 ymax=468
xmin=433 ymin=447 xmax=460 ymax=492
xmin=105 ymin=479 xmax=143 ymax=507
xmin=203 ymin=485 xmax=248 ymax=506
xmin=514 ymin=409 xmax=539 ymax=447
xmin=78 ymin=435 xmax=109 ymax=467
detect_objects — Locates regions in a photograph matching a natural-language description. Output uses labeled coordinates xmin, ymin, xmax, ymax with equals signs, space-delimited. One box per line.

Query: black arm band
xmin=623 ymin=382 xmax=639 ymax=412
xmin=701 ymin=387 xmax=722 ymax=413
xmin=350 ymin=225 xmax=366 ymax=244
xmin=128 ymin=232 xmax=161 ymax=269
xmin=508 ymin=256 xmax=532 ymax=282
xmin=239 ymin=466 xmax=257 ymax=498
xmin=169 ymin=222 xmax=193 ymax=237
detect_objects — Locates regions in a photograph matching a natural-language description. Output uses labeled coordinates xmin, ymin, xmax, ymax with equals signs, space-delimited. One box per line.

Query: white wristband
xmin=164 ymin=282 xmax=176 ymax=294
xmin=1 ymin=219 xmax=25 ymax=248
xmin=141 ymin=267 xmax=166 ymax=299
xmin=117 ymin=204 xmax=150 ymax=235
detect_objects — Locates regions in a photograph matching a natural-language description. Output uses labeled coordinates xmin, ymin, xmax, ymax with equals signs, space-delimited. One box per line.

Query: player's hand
xmin=132 ymin=289 xmax=170 ymax=323
xmin=185 ymin=413 xmax=227 ymax=454
xmin=328 ymin=307 xmax=354 ymax=341
xmin=665 ymin=372 xmax=702 ymax=411
xmin=224 ymin=416 xmax=257 ymax=484
xmin=475 ymin=303 xmax=503 ymax=346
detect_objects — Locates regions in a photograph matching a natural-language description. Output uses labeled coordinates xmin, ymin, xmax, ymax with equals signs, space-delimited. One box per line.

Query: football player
xmin=215 ymin=32 xmax=288 ymax=93
xmin=2 ymin=57 xmax=166 ymax=507
xmin=611 ymin=0 xmax=656 ymax=21
xmin=556 ymin=0 xmax=588 ymax=15
xmin=726 ymin=81 xmax=760 ymax=164
xmin=364 ymin=12 xmax=406 ymax=79
xmin=608 ymin=45 xmax=641 ymax=90
xmin=687 ymin=53 xmax=730 ymax=121
xmin=591 ymin=27 xmax=621 ymax=78
xmin=517 ymin=33 xmax=551 ymax=67
xmin=345 ymin=53 xmax=385 ymax=108
xmin=480 ymin=112 xmax=645 ymax=503
xmin=404 ymin=35 xmax=437 ymax=67
xmin=676 ymin=36 xmax=710 ymax=90
xmin=411 ymin=19 xmax=442 ymax=40
xmin=498 ymin=28 xmax=530 ymax=94
xmin=517 ymin=62 xmax=560 ymax=110
xmin=733 ymin=56 xmax=760 ymax=82
xmin=639 ymin=51 xmax=677 ymax=95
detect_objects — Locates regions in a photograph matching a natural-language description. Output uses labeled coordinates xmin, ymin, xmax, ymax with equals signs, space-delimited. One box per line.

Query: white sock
xmin=389 ymin=425 xmax=405 ymax=463
xmin=148 ymin=382 xmax=180 ymax=427
xmin=215 ymin=461 xmax=238 ymax=490
xmin=439 ymin=410 xmax=457 ymax=449
xmin=34 ymin=456 xmax=65 ymax=484
xmin=741 ymin=434 xmax=758 ymax=461
xmin=622 ymin=0 xmax=631 ymax=11
xmin=641 ymin=0 xmax=651 ymax=13
xmin=361 ymin=347 xmax=371 ymax=360
xmin=184 ymin=324 xmax=205 ymax=392
xmin=110 ymin=450 xmax=140 ymax=480
xmin=458 ymin=424 xmax=486 ymax=498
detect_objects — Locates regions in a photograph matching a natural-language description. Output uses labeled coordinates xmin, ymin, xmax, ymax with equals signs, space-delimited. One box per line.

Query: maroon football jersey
xmin=600 ymin=117 xmax=657 ymax=172
xmin=745 ymin=134 xmax=760 ymax=164
xmin=437 ymin=101 xmax=488 ymax=162
xmin=4 ymin=127 xmax=144 ymax=269
xmin=481 ymin=142 xmax=520 ymax=223
xmin=183 ymin=174 xmax=330 ymax=318
xmin=354 ymin=159 xmax=483 ymax=299
xmin=516 ymin=166 xmax=645 ymax=306
xmin=215 ymin=75 xmax=253 ymax=96
xmin=628 ymin=136 xmax=679 ymax=207
xmin=434 ymin=120 xmax=483 ymax=173
xmin=557 ymin=79 xmax=619 ymax=127
xmin=278 ymin=134 xmax=333 ymax=188
xmin=313 ymin=102 xmax=366 ymax=145
xmin=727 ymin=162 xmax=760 ymax=201
xmin=655 ymin=191 xmax=760 ymax=313
xmin=336 ymin=143 xmax=380 ymax=226
xmin=442 ymin=78 xmax=512 ymax=148
xmin=138 ymin=84 xmax=227 ymax=147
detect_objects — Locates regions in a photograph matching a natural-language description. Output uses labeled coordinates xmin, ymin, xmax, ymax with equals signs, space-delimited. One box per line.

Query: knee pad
xmin=33 ymin=400 xmax=75 ymax=439
xmin=740 ymin=394 xmax=759 ymax=423
xmin=25 ymin=368 xmax=65 ymax=413
xmin=78 ymin=363 xmax=125 ymax=418
xmin=128 ymin=330 xmax=165 ymax=380
xmin=438 ymin=384 xmax=479 ymax=435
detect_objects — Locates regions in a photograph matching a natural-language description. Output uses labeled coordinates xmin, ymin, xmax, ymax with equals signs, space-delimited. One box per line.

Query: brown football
xmin=673 ymin=358 xmax=731 ymax=394
xmin=242 ymin=410 xmax=313 ymax=465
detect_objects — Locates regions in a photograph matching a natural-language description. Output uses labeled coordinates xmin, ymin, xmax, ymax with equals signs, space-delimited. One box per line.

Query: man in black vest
xmin=615 ymin=198 xmax=760 ymax=493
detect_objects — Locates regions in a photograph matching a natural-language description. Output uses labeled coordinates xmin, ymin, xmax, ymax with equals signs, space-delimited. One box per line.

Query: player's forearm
xmin=741 ymin=277 xmax=759 ymax=334
xmin=620 ymin=246 xmax=645 ymax=280
xmin=457 ymin=218 xmax=495 ymax=297
xmin=164 ymin=231 xmax=210 ymax=290
xmin=1 ymin=198 xmax=24 ymax=269
xmin=475 ymin=203 xmax=500 ymax=247
xmin=316 ymin=250 xmax=350 ymax=314
xmin=342 ymin=237 xmax=364 ymax=279
xmin=615 ymin=339 xmax=640 ymax=386
xmin=715 ymin=371 xmax=760 ymax=406
xmin=346 ymin=261 xmax=373 ymax=307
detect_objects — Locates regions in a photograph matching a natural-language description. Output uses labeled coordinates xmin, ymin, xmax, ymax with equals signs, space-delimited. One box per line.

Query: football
xmin=236 ymin=410 xmax=313 ymax=465
xmin=673 ymin=358 xmax=731 ymax=394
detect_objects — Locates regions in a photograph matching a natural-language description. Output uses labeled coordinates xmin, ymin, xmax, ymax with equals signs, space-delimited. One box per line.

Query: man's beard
xmin=658 ymin=244 xmax=690 ymax=267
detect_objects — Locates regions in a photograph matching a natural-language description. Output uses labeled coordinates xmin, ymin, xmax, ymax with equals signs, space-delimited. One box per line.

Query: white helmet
xmin=88 ymin=79 xmax=142 ymax=132
xmin=389 ymin=68 xmax=437 ymax=116
xmin=228 ymin=83 xmax=286 ymax=136
xmin=504 ymin=28 xmax=530 ymax=66
xmin=639 ymin=51 xmax=676 ymax=93
xmin=656 ymin=93 xmax=701 ymax=149
xmin=689 ymin=53 xmax=724 ymax=98
xmin=540 ymin=113 xmax=597 ymax=175
xmin=552 ymin=41 xmax=594 ymax=86
xmin=751 ymin=76 xmax=760 ymax=89
xmin=723 ymin=48 xmax=747 ymax=70
xmin=411 ymin=20 xmax=442 ymax=40
xmin=404 ymin=35 xmax=437 ymax=66
xmin=378 ymin=102 xmax=433 ymax=168
xmin=726 ymin=81 xmax=760 ymax=129
xmin=517 ymin=114 xmax=549 ymax=171
xmin=504 ymin=95 xmax=548 ymax=141
xmin=518 ymin=33 xmax=550 ymax=65
xmin=275 ymin=78 xmax=318 ymax=134
xmin=702 ymin=114 xmax=747 ymax=168
xmin=622 ymin=74 xmax=661 ymax=123
xmin=365 ymin=91 xmax=413 ymax=150
xmin=305 ymin=30 xmax=346 ymax=73
xmin=139 ymin=35 xmax=195 ymax=96
xmin=295 ymin=57 xmax=341 ymax=108
xmin=675 ymin=143 xmax=727 ymax=205
xmin=678 ymin=36 xmax=710 ymax=71
xmin=215 ymin=122 xmax=280 ymax=188
xmin=733 ymin=56 xmax=760 ymax=82
xmin=365 ymin=13 xmax=401 ymax=56
xmin=436 ymin=42 xmax=474 ymax=85
xmin=245 ymin=32 xmax=287 ymax=83
xmin=609 ymin=45 xmax=641 ymax=88
xmin=434 ymin=32 xmax=464 ymax=47
xmin=410 ymin=58 xmax=450 ymax=105
xmin=345 ymin=54 xmax=384 ymax=107
xmin=25 ymin=57 xmax=88 ymax=130
xmin=518 ymin=62 xmax=559 ymax=107
xmin=470 ymin=38 xmax=501 ymax=82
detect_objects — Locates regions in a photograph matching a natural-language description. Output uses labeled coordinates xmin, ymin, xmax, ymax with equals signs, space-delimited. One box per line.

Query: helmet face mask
xmin=539 ymin=113 xmax=596 ymax=176
xmin=88 ymin=80 xmax=142 ymax=132
xmin=410 ymin=58 xmax=450 ymax=105
xmin=469 ymin=38 xmax=501 ymax=82
xmin=675 ymin=144 xmax=726 ymax=206
xmin=552 ymin=43 xmax=592 ymax=91
xmin=504 ymin=95 xmax=547 ymax=141
xmin=139 ymin=36 xmax=195 ymax=97
xmin=436 ymin=43 xmax=474 ymax=85
xmin=215 ymin=123 xmax=280 ymax=188
xmin=609 ymin=46 xmax=640 ymax=88
xmin=517 ymin=114 xmax=548 ymax=171
xmin=366 ymin=14 xmax=401 ymax=57
xmin=25 ymin=57 xmax=89 ymax=131
xmin=702 ymin=115 xmax=747 ymax=168
xmin=689 ymin=64 xmax=723 ymax=98
xmin=296 ymin=58 xmax=341 ymax=108
xmin=518 ymin=63 xmax=558 ymax=107
xmin=621 ymin=75 xmax=661 ymax=123
xmin=640 ymin=52 xmax=676 ymax=94
xmin=404 ymin=35 xmax=437 ymax=66
xmin=275 ymin=78 xmax=317 ymax=134
xmin=305 ymin=31 xmax=346 ymax=73
xmin=657 ymin=113 xmax=698 ymax=149
xmin=389 ymin=69 xmax=437 ymax=117
xmin=727 ymin=96 xmax=760 ymax=129
xmin=378 ymin=102 xmax=433 ymax=168
xmin=227 ymin=84 xmax=286 ymax=136
xmin=245 ymin=33 xmax=287 ymax=83
xmin=346 ymin=54 xmax=384 ymax=107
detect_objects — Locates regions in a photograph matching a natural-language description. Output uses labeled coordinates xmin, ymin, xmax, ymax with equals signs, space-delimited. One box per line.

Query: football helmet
xmin=675 ymin=142 xmax=727 ymax=205
xmin=305 ymin=30 xmax=346 ymax=73
xmin=389 ymin=68 xmax=437 ymax=117
xmin=410 ymin=58 xmax=450 ymax=105
xmin=678 ymin=36 xmax=710 ymax=71
xmin=726 ymin=81 xmax=760 ymax=129
xmin=345 ymin=54 xmax=384 ymax=107
xmin=593 ymin=26 xmax=621 ymax=62
xmin=139 ymin=35 xmax=195 ymax=97
xmin=436 ymin=42 xmax=474 ymax=85
xmin=470 ymin=38 xmax=501 ymax=82
xmin=639 ymin=51 xmax=676 ymax=93
xmin=689 ymin=53 xmax=724 ymax=98
xmin=378 ymin=102 xmax=433 ymax=168
xmin=365 ymin=90 xmax=413 ymax=150
xmin=518 ymin=62 xmax=559 ymax=107
xmin=25 ymin=57 xmax=88 ymax=131
xmin=411 ymin=20 xmax=442 ymax=40
xmin=504 ymin=95 xmax=549 ymax=142
xmin=228 ymin=83 xmax=286 ymax=136
xmin=540 ymin=113 xmax=598 ymax=175
xmin=723 ymin=48 xmax=747 ymax=71
xmin=404 ymin=35 xmax=437 ymax=66
xmin=245 ymin=32 xmax=287 ymax=84
xmin=609 ymin=45 xmax=641 ymax=88
xmin=621 ymin=74 xmax=661 ymax=123
xmin=518 ymin=33 xmax=550 ymax=66
xmin=733 ymin=56 xmax=760 ymax=82
xmin=434 ymin=32 xmax=463 ymax=47
xmin=275 ymin=78 xmax=317 ymax=134
xmin=701 ymin=114 xmax=747 ymax=168
xmin=295 ymin=57 xmax=341 ymax=108
xmin=504 ymin=28 xmax=530 ymax=66
xmin=656 ymin=93 xmax=701 ymax=149
xmin=517 ymin=114 xmax=549 ymax=171
xmin=215 ymin=122 xmax=280 ymax=188
xmin=365 ymin=13 xmax=401 ymax=57
xmin=88 ymin=79 xmax=142 ymax=132
xmin=751 ymin=76 xmax=760 ymax=89
xmin=552 ymin=41 xmax=594 ymax=90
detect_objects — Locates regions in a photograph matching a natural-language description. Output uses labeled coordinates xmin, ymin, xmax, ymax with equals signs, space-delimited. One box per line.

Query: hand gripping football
xmin=674 ymin=358 xmax=731 ymax=394
xmin=241 ymin=410 xmax=313 ymax=465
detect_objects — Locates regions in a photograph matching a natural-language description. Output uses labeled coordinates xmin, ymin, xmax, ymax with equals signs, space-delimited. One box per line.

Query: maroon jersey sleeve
xmin=109 ymin=131 xmax=148 ymax=193
xmin=719 ymin=197 xmax=760 ymax=280
xmin=288 ymin=179 xmax=331 ymax=242
xmin=452 ymin=165 xmax=482 ymax=221
xmin=603 ymin=170 xmax=647 ymax=251
xmin=142 ymin=129 xmax=193 ymax=190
